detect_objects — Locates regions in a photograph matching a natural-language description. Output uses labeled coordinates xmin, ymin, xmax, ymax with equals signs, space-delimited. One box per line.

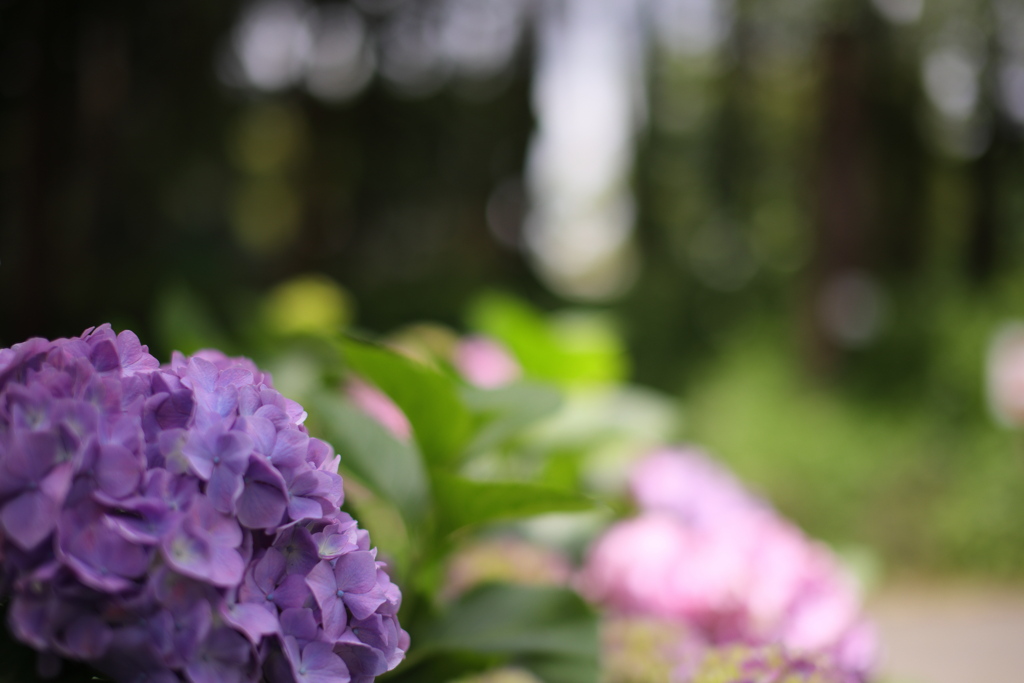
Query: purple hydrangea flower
xmin=0 ymin=324 xmax=407 ymax=682
xmin=306 ymin=552 xmax=387 ymax=640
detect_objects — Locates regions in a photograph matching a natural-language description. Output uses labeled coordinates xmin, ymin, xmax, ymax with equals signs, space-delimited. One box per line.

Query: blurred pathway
xmin=866 ymin=581 xmax=1024 ymax=683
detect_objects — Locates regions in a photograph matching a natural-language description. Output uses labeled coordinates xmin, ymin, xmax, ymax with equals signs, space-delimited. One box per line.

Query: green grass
xmin=682 ymin=325 xmax=1024 ymax=578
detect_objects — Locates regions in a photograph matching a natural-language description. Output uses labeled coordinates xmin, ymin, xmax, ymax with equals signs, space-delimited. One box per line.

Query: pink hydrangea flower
xmin=579 ymin=448 xmax=875 ymax=681
xmin=629 ymin=447 xmax=766 ymax=527
xmin=987 ymin=323 xmax=1024 ymax=427
xmin=346 ymin=378 xmax=413 ymax=441
xmin=693 ymin=643 xmax=867 ymax=683
xmin=453 ymin=336 xmax=521 ymax=389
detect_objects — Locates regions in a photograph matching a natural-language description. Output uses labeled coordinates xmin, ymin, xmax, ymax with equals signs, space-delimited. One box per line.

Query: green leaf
xmin=520 ymin=654 xmax=602 ymax=683
xmin=339 ymin=337 xmax=472 ymax=467
xmin=377 ymin=652 xmax=502 ymax=683
xmin=461 ymin=382 xmax=563 ymax=457
xmin=414 ymin=584 xmax=599 ymax=662
xmin=434 ymin=475 xmax=596 ymax=535
xmin=154 ymin=284 xmax=232 ymax=356
xmin=308 ymin=393 xmax=430 ymax=525
xmin=467 ymin=292 xmax=627 ymax=386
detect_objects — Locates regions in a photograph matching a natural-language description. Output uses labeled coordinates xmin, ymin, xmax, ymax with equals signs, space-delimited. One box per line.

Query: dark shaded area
xmin=2 ymin=0 xmax=1024 ymax=403
xmin=0 ymin=0 xmax=539 ymax=357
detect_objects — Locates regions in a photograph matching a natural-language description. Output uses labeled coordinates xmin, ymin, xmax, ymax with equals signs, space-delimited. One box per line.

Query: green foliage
xmin=407 ymin=584 xmax=599 ymax=683
xmin=461 ymin=383 xmax=563 ymax=458
xmin=316 ymin=334 xmax=603 ymax=679
xmin=309 ymin=394 xmax=431 ymax=527
xmin=136 ymin=282 xmax=1024 ymax=683
xmin=467 ymin=293 xmax=628 ymax=387
xmin=339 ymin=337 xmax=473 ymax=467
xmin=415 ymin=584 xmax=597 ymax=658
xmin=683 ymin=314 xmax=1024 ymax=577
xmin=153 ymin=284 xmax=233 ymax=358
xmin=433 ymin=475 xmax=596 ymax=536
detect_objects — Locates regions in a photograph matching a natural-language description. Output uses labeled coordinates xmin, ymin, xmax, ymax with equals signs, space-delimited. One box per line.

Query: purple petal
xmin=104 ymin=498 xmax=170 ymax=544
xmin=306 ymin=438 xmax=333 ymax=469
xmin=40 ymin=461 xmax=73 ymax=501
xmin=2 ymin=491 xmax=59 ymax=550
xmin=293 ymin=469 xmax=342 ymax=510
xmin=3 ymin=430 xmax=58 ymax=485
xmin=207 ymin=465 xmax=244 ymax=515
xmin=152 ymin=567 xmax=220 ymax=612
xmin=305 ymin=560 xmax=337 ymax=606
xmin=203 ymin=386 xmax=239 ymax=424
xmin=100 ymin=413 xmax=144 ymax=452
xmin=184 ymin=627 xmax=254 ymax=683
xmin=334 ymin=551 xmax=378 ymax=594
xmin=254 ymin=548 xmax=287 ymax=595
xmin=280 ymin=608 xmax=318 ymax=643
xmin=288 ymin=496 xmax=325 ymax=523
xmin=63 ymin=614 xmax=113 ymax=659
xmin=162 ymin=531 xmax=209 ymax=576
xmin=273 ymin=573 xmax=311 ymax=610
xmin=254 ymin=404 xmax=289 ymax=428
xmin=59 ymin=512 xmax=151 ymax=591
xmin=150 ymin=389 xmax=194 ymax=431
xmin=52 ymin=399 xmax=98 ymax=444
xmin=9 ymin=594 xmax=50 ymax=649
xmin=301 ymin=641 xmax=351 ymax=683
xmin=189 ymin=496 xmax=243 ymax=547
xmin=168 ymin=600 xmax=213 ymax=663
xmin=306 ymin=561 xmax=347 ymax=639
xmin=91 ymin=623 xmax=177 ymax=683
xmin=288 ymin=470 xmax=325 ymax=498
xmin=334 ymin=640 xmax=388 ymax=679
xmin=348 ymin=614 xmax=387 ymax=652
xmin=273 ymin=526 xmax=320 ymax=575
xmin=221 ymin=602 xmax=280 ymax=645
xmin=157 ymin=428 xmax=190 ymax=473
xmin=186 ymin=357 xmax=218 ymax=392
xmin=283 ymin=634 xmax=303 ymax=668
xmin=84 ymin=375 xmax=123 ymax=414
xmin=208 ymin=544 xmax=246 ymax=587
xmin=238 ymin=415 xmax=276 ymax=455
xmin=89 ymin=338 xmax=120 ymax=372
xmin=271 ymin=429 xmax=308 ymax=469
xmin=183 ymin=431 xmax=214 ymax=480
xmin=219 ymin=367 xmax=253 ymax=388
xmin=95 ymin=443 xmax=142 ymax=499
xmin=237 ymin=385 xmax=261 ymax=416
xmin=237 ymin=458 xmax=289 ymax=529
xmin=313 ymin=530 xmax=357 ymax=560
xmin=216 ymin=430 xmax=255 ymax=468
xmin=344 ymin=586 xmax=387 ymax=621
xmin=116 ymin=329 xmax=159 ymax=375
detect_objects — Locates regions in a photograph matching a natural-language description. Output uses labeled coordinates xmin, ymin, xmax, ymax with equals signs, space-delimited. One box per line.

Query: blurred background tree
xmin=3 ymin=0 xmax=1024 ymax=577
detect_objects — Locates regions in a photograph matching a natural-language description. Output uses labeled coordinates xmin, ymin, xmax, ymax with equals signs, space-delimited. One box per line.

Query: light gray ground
xmin=866 ymin=581 xmax=1024 ymax=683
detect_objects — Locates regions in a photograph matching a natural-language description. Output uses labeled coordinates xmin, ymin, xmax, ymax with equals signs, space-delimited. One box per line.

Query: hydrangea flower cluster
xmin=692 ymin=644 xmax=865 ymax=683
xmin=0 ymin=325 xmax=407 ymax=683
xmin=600 ymin=616 xmax=706 ymax=683
xmin=986 ymin=322 xmax=1024 ymax=427
xmin=579 ymin=448 xmax=874 ymax=682
xmin=452 ymin=336 xmax=520 ymax=389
